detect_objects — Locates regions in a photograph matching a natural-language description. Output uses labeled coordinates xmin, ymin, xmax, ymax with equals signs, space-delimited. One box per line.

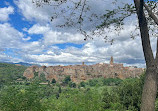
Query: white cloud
xmin=27 ymin=24 xmax=50 ymax=34
xmin=0 ymin=6 xmax=14 ymax=22
xmin=14 ymin=0 xmax=52 ymax=23
xmin=0 ymin=23 xmax=23 ymax=48
xmin=22 ymin=36 xmax=31 ymax=41
xmin=3 ymin=22 xmax=147 ymax=67
xmin=43 ymin=31 xmax=85 ymax=45
xmin=1 ymin=0 xmax=155 ymax=68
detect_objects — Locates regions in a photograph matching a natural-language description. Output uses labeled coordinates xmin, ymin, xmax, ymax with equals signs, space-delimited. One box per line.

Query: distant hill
xmin=14 ymin=62 xmax=40 ymax=67
xmin=1 ymin=62 xmax=40 ymax=67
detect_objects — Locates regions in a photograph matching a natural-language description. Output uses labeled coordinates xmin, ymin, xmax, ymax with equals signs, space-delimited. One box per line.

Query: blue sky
xmin=0 ymin=0 xmax=156 ymax=67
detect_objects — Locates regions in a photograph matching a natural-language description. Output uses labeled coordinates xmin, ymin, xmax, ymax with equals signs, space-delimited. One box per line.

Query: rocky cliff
xmin=23 ymin=57 xmax=144 ymax=83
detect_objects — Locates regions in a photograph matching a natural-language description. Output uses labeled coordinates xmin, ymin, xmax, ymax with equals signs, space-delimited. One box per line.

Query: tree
xmin=80 ymin=81 xmax=86 ymax=87
xmin=0 ymin=86 xmax=45 ymax=111
xmin=69 ymin=81 xmax=76 ymax=88
xmin=88 ymin=79 xmax=98 ymax=87
xmin=63 ymin=75 xmax=71 ymax=85
xmin=134 ymin=1 xmax=158 ymax=111
xmin=33 ymin=0 xmax=158 ymax=110
xmin=52 ymin=78 xmax=56 ymax=84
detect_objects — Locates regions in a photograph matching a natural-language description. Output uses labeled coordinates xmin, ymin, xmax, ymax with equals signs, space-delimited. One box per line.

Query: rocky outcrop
xmin=23 ymin=66 xmax=38 ymax=79
xmin=23 ymin=57 xmax=144 ymax=83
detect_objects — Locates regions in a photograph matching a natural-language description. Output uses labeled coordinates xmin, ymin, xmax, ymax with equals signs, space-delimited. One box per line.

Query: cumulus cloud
xmin=0 ymin=23 xmax=147 ymax=67
xmin=0 ymin=0 xmax=155 ymax=67
xmin=43 ymin=31 xmax=86 ymax=45
xmin=19 ymin=27 xmax=146 ymax=67
xmin=14 ymin=0 xmax=52 ymax=23
xmin=0 ymin=6 xmax=14 ymax=22
xmin=0 ymin=23 xmax=24 ymax=48
xmin=27 ymin=24 xmax=50 ymax=34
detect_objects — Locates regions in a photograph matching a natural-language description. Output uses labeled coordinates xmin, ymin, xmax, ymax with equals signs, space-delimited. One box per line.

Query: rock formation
xmin=23 ymin=57 xmax=144 ymax=83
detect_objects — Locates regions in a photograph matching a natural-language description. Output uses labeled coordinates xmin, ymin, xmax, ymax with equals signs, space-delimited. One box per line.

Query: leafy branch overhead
xmin=32 ymin=0 xmax=158 ymax=44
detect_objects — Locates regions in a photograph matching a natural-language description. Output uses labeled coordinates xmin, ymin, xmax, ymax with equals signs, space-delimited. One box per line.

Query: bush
xmin=69 ymin=82 xmax=76 ymax=88
xmin=63 ymin=75 xmax=71 ymax=85
xmin=117 ymin=78 xmax=143 ymax=110
xmin=102 ymin=88 xmax=120 ymax=109
xmin=39 ymin=73 xmax=47 ymax=82
xmin=52 ymin=78 xmax=56 ymax=84
xmin=89 ymin=79 xmax=98 ymax=86
xmin=102 ymin=78 xmax=123 ymax=86
xmin=80 ymin=81 xmax=86 ymax=87
xmin=102 ymin=75 xmax=144 ymax=110
xmin=34 ymin=72 xmax=38 ymax=77
xmin=46 ymin=88 xmax=104 ymax=111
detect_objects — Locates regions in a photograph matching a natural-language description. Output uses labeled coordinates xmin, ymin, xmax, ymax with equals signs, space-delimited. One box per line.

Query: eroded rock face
xmin=23 ymin=66 xmax=38 ymax=79
xmin=23 ymin=63 xmax=144 ymax=83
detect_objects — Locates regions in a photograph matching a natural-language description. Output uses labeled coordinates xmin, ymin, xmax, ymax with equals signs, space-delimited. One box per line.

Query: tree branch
xmin=144 ymin=3 xmax=158 ymax=26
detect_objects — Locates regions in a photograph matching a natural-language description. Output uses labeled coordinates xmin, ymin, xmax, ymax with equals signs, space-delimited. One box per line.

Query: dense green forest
xmin=0 ymin=63 xmax=157 ymax=111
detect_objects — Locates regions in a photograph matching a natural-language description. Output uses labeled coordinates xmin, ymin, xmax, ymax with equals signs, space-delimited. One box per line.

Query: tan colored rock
xmin=23 ymin=57 xmax=144 ymax=82
xmin=23 ymin=67 xmax=35 ymax=79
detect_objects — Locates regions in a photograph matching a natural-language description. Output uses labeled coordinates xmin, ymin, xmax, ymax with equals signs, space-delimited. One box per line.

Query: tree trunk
xmin=134 ymin=0 xmax=157 ymax=111
xmin=141 ymin=68 xmax=157 ymax=111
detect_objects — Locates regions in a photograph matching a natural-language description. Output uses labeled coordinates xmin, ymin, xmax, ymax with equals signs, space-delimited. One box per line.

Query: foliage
xmin=63 ymin=75 xmax=71 ymax=85
xmin=0 ymin=62 xmax=145 ymax=111
xmin=101 ymin=76 xmax=144 ymax=110
xmin=88 ymin=79 xmax=98 ymax=86
xmin=44 ymin=88 xmax=104 ymax=111
xmin=84 ymin=78 xmax=123 ymax=87
xmin=118 ymin=78 xmax=143 ymax=110
xmin=58 ymin=85 xmax=62 ymax=93
xmin=52 ymin=78 xmax=56 ymax=84
xmin=0 ymin=85 xmax=45 ymax=111
xmin=39 ymin=73 xmax=47 ymax=82
xmin=80 ymin=81 xmax=86 ymax=87
xmin=69 ymin=82 xmax=76 ymax=88
xmin=0 ymin=63 xmax=26 ymax=87
xmin=102 ymin=78 xmax=123 ymax=86
xmin=34 ymin=72 xmax=38 ymax=77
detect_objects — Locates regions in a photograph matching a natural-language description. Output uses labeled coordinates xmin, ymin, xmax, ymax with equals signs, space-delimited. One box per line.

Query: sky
xmin=0 ymin=0 xmax=157 ymax=67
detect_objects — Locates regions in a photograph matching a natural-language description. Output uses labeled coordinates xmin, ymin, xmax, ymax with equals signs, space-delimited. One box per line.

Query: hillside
xmin=0 ymin=63 xmax=27 ymax=86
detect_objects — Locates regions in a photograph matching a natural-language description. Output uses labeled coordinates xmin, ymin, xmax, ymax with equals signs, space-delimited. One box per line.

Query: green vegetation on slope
xmin=0 ymin=63 xmax=26 ymax=87
xmin=0 ymin=74 xmax=146 ymax=111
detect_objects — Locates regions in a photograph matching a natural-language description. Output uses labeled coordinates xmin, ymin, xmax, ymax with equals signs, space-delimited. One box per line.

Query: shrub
xmin=117 ymin=78 xmax=143 ymax=110
xmin=102 ymin=75 xmax=144 ymax=110
xmin=69 ymin=82 xmax=76 ymax=88
xmin=80 ymin=81 xmax=86 ymax=87
xmin=102 ymin=78 xmax=122 ymax=86
xmin=102 ymin=88 xmax=120 ymax=109
xmin=52 ymin=78 xmax=56 ymax=84
xmin=63 ymin=75 xmax=71 ymax=85
xmin=89 ymin=79 xmax=98 ymax=86
xmin=39 ymin=73 xmax=47 ymax=82
xmin=58 ymin=86 xmax=62 ymax=93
